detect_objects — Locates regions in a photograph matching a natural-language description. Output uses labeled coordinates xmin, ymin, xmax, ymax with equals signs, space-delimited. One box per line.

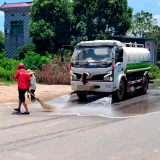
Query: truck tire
xmin=141 ymin=76 xmax=148 ymax=94
xmin=112 ymin=78 xmax=126 ymax=101
xmin=77 ymin=93 xmax=87 ymax=101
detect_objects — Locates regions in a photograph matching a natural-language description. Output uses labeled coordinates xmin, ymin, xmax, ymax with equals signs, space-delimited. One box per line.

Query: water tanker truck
xmin=61 ymin=40 xmax=151 ymax=101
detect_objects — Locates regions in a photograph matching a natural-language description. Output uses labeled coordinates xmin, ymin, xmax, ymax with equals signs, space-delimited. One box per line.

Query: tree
xmin=127 ymin=11 xmax=158 ymax=38
xmin=14 ymin=43 xmax=36 ymax=60
xmin=30 ymin=0 xmax=133 ymax=53
xmin=0 ymin=30 xmax=4 ymax=53
xmin=127 ymin=11 xmax=160 ymax=60
xmin=72 ymin=0 xmax=133 ymax=43
xmin=29 ymin=0 xmax=72 ymax=55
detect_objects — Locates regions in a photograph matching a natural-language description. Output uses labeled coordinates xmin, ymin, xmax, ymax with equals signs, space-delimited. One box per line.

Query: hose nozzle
xmin=81 ymin=72 xmax=91 ymax=85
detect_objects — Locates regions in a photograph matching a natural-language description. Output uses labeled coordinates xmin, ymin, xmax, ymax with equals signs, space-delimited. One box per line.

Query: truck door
xmin=113 ymin=47 xmax=124 ymax=89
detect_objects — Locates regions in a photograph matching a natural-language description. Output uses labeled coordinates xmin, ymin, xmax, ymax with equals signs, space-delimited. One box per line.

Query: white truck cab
xmin=61 ymin=40 xmax=151 ymax=101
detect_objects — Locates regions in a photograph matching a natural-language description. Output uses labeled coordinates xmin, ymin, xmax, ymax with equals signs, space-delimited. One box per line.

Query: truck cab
xmin=61 ymin=40 xmax=150 ymax=101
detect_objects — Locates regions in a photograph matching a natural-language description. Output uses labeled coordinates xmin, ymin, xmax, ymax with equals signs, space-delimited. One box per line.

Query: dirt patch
xmin=0 ymin=84 xmax=72 ymax=103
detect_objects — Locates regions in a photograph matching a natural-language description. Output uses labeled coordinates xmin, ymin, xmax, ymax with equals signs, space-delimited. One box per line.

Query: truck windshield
xmin=72 ymin=46 xmax=112 ymax=62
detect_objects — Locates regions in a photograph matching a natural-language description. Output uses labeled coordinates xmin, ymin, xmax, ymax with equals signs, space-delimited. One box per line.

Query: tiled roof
xmin=0 ymin=2 xmax=32 ymax=9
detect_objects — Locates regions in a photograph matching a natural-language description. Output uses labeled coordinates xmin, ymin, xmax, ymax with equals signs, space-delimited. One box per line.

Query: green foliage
xmin=72 ymin=0 xmax=133 ymax=41
xmin=64 ymin=50 xmax=72 ymax=62
xmin=128 ymin=11 xmax=158 ymax=38
xmin=0 ymin=50 xmax=21 ymax=81
xmin=30 ymin=0 xmax=72 ymax=55
xmin=0 ymin=67 xmax=17 ymax=81
xmin=30 ymin=0 xmax=133 ymax=53
xmin=0 ymin=30 xmax=4 ymax=53
xmin=15 ymin=43 xmax=36 ymax=60
xmin=23 ymin=51 xmax=52 ymax=70
xmin=127 ymin=10 xmax=160 ymax=61
xmin=0 ymin=51 xmax=21 ymax=71
xmin=149 ymin=65 xmax=160 ymax=79
xmin=0 ymin=49 xmax=5 ymax=59
xmin=0 ymin=48 xmax=53 ymax=82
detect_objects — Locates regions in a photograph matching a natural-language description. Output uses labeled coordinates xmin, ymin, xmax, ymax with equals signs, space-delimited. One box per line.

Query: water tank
xmin=122 ymin=47 xmax=150 ymax=73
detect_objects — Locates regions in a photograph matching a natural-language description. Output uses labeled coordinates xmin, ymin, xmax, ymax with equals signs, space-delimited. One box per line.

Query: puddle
xmin=84 ymin=97 xmax=112 ymax=107
xmin=37 ymin=91 xmax=160 ymax=118
xmin=6 ymin=90 xmax=160 ymax=118
xmin=152 ymin=93 xmax=160 ymax=96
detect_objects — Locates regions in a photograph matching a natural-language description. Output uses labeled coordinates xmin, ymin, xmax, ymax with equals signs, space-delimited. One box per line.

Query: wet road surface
xmin=1 ymin=89 xmax=160 ymax=159
xmin=1 ymin=89 xmax=160 ymax=118
xmin=27 ymin=89 xmax=160 ymax=118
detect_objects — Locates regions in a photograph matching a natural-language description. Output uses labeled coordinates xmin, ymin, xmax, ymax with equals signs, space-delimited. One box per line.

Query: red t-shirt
xmin=14 ymin=69 xmax=31 ymax=90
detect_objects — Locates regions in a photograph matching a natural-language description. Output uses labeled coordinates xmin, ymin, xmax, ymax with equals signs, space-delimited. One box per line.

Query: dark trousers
xmin=31 ymin=90 xmax=36 ymax=102
xmin=18 ymin=89 xmax=27 ymax=102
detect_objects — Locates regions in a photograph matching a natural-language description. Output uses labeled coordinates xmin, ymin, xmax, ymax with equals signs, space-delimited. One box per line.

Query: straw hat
xmin=27 ymin=69 xmax=34 ymax=75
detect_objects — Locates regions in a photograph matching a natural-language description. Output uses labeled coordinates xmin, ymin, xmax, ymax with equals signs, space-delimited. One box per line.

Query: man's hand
xmin=28 ymin=81 xmax=31 ymax=88
xmin=27 ymin=92 xmax=30 ymax=99
xmin=28 ymin=81 xmax=31 ymax=93
xmin=27 ymin=89 xmax=31 ymax=93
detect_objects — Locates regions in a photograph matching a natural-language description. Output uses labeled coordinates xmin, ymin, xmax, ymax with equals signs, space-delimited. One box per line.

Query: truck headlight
xmin=106 ymin=70 xmax=112 ymax=75
xmin=70 ymin=70 xmax=77 ymax=80
xmin=104 ymin=71 xmax=113 ymax=82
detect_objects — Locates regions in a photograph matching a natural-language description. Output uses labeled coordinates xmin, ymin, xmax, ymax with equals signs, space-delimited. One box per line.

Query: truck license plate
xmin=77 ymin=84 xmax=95 ymax=91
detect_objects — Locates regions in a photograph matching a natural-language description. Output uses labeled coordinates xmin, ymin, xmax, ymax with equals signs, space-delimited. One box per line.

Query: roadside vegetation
xmin=0 ymin=0 xmax=160 ymax=85
xmin=0 ymin=47 xmax=71 ymax=84
xmin=149 ymin=65 xmax=160 ymax=79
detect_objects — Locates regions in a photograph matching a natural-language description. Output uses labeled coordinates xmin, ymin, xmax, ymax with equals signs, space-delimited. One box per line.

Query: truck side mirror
xmin=60 ymin=48 xmax=64 ymax=62
xmin=112 ymin=54 xmax=115 ymax=60
xmin=119 ymin=57 xmax=123 ymax=62
xmin=119 ymin=48 xmax=123 ymax=62
xmin=119 ymin=49 xmax=123 ymax=58
xmin=60 ymin=45 xmax=74 ymax=62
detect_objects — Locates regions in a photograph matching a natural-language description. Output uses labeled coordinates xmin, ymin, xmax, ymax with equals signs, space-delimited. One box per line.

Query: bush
xmin=149 ymin=65 xmax=160 ymax=79
xmin=0 ymin=30 xmax=4 ymax=53
xmin=0 ymin=50 xmax=21 ymax=70
xmin=35 ymin=55 xmax=70 ymax=85
xmin=0 ymin=50 xmax=22 ymax=81
xmin=0 ymin=49 xmax=5 ymax=59
xmin=0 ymin=67 xmax=17 ymax=81
xmin=23 ymin=51 xmax=52 ymax=70
xmin=0 ymin=58 xmax=21 ymax=71
xmin=14 ymin=43 xmax=36 ymax=60
xmin=0 ymin=49 xmax=71 ymax=84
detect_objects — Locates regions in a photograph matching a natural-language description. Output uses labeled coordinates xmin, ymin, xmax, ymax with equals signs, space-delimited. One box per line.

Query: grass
xmin=0 ymin=79 xmax=16 ymax=85
xmin=148 ymin=79 xmax=160 ymax=89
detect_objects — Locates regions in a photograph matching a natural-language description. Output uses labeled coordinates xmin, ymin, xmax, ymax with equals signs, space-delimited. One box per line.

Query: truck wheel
xmin=141 ymin=76 xmax=148 ymax=94
xmin=77 ymin=93 xmax=87 ymax=101
xmin=113 ymin=78 xmax=126 ymax=101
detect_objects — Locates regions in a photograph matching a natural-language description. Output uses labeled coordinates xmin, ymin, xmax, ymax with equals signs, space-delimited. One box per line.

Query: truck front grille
xmin=74 ymin=73 xmax=106 ymax=81
xmin=74 ymin=73 xmax=82 ymax=79
xmin=90 ymin=74 xmax=106 ymax=81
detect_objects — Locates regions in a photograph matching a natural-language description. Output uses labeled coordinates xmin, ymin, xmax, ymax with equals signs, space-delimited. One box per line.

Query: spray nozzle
xmin=81 ymin=72 xmax=91 ymax=85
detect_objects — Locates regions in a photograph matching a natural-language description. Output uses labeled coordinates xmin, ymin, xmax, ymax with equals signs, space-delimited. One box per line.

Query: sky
xmin=0 ymin=0 xmax=160 ymax=32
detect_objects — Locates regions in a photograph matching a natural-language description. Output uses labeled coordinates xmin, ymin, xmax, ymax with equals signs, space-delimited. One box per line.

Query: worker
xmin=27 ymin=69 xmax=37 ymax=102
xmin=14 ymin=63 xmax=31 ymax=115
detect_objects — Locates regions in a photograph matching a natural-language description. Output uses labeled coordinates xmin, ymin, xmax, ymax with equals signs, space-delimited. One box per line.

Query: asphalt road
xmin=1 ymin=89 xmax=160 ymax=160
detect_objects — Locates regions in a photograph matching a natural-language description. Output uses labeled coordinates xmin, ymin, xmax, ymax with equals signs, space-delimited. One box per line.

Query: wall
xmin=4 ymin=8 xmax=31 ymax=58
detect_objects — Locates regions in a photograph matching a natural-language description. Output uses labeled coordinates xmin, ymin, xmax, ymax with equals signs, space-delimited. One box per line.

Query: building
xmin=0 ymin=2 xmax=32 ymax=58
